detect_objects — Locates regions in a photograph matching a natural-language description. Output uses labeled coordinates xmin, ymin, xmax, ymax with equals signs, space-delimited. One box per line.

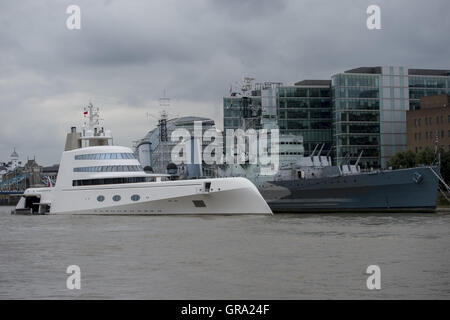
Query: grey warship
xmin=220 ymin=140 xmax=440 ymax=213
xmin=256 ymin=155 xmax=440 ymax=213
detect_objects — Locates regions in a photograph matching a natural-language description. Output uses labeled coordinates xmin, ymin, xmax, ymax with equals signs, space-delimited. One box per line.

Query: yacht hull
xmin=15 ymin=177 xmax=272 ymax=215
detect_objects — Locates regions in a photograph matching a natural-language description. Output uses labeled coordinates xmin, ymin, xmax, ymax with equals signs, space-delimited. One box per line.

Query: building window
xmin=97 ymin=195 xmax=105 ymax=202
xmin=131 ymin=194 xmax=140 ymax=201
xmin=112 ymin=195 xmax=121 ymax=202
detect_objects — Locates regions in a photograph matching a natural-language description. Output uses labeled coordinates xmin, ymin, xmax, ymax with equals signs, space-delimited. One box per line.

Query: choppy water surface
xmin=0 ymin=206 xmax=449 ymax=299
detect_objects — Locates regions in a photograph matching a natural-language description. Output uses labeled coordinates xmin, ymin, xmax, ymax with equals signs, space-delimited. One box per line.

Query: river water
xmin=0 ymin=206 xmax=449 ymax=299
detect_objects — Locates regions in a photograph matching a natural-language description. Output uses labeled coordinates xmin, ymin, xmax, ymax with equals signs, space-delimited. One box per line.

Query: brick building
xmin=406 ymin=94 xmax=450 ymax=153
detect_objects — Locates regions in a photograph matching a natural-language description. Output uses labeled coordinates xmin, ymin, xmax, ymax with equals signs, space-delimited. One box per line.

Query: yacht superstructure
xmin=14 ymin=105 xmax=271 ymax=215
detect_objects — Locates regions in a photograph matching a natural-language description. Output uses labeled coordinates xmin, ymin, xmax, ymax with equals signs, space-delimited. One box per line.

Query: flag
xmin=435 ymin=131 xmax=439 ymax=153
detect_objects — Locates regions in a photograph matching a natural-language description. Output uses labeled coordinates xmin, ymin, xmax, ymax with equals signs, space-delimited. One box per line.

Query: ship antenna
xmin=326 ymin=146 xmax=333 ymax=157
xmin=310 ymin=144 xmax=319 ymax=157
xmin=355 ymin=150 xmax=363 ymax=167
xmin=317 ymin=143 xmax=325 ymax=156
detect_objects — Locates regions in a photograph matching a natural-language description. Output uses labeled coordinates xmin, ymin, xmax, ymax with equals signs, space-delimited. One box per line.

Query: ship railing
xmin=428 ymin=166 xmax=450 ymax=203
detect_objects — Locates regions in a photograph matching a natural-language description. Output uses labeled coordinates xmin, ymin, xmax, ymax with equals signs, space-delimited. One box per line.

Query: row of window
xmin=72 ymin=177 xmax=153 ymax=186
xmin=414 ymin=130 xmax=450 ymax=141
xmin=338 ymin=124 xmax=380 ymax=134
xmin=279 ymin=130 xmax=332 ymax=142
xmin=409 ymin=77 xmax=448 ymax=89
xmin=333 ymin=88 xmax=379 ymax=99
xmin=74 ymin=153 xmax=136 ymax=160
xmin=279 ymin=98 xmax=331 ymax=109
xmin=334 ymin=99 xmax=380 ymax=110
xmin=332 ymin=75 xmax=379 ymax=88
xmin=97 ymin=194 xmax=141 ymax=202
xmin=338 ymin=136 xmax=380 ymax=146
xmin=409 ymin=89 xmax=449 ymax=100
xmin=73 ymin=165 xmax=143 ymax=172
xmin=278 ymin=110 xmax=332 ymax=120
xmin=278 ymin=120 xmax=332 ymax=130
xmin=339 ymin=111 xmax=379 ymax=122
xmin=278 ymin=88 xmax=331 ymax=98
xmin=414 ymin=115 xmax=450 ymax=127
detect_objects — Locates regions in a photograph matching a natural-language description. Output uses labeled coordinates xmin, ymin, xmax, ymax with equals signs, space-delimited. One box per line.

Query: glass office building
xmin=224 ymin=67 xmax=450 ymax=169
xmin=332 ymin=67 xmax=450 ymax=168
xmin=332 ymin=71 xmax=381 ymax=168
xmin=223 ymin=81 xmax=332 ymax=156
xmin=408 ymin=69 xmax=450 ymax=110
xmin=278 ymin=81 xmax=332 ymax=155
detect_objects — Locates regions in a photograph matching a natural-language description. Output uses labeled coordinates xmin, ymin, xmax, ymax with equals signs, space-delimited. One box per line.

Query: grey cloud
xmin=0 ymin=0 xmax=449 ymax=165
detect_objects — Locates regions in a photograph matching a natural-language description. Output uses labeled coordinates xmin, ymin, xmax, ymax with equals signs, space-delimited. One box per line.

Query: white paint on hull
xmin=15 ymin=145 xmax=271 ymax=215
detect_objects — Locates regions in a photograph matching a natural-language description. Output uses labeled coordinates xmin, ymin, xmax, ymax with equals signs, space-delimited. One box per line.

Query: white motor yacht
xmin=14 ymin=104 xmax=271 ymax=215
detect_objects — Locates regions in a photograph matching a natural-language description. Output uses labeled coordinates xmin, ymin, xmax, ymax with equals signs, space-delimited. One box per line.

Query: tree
xmin=439 ymin=149 xmax=450 ymax=183
xmin=416 ymin=147 xmax=437 ymax=166
xmin=387 ymin=148 xmax=449 ymax=183
xmin=386 ymin=150 xmax=416 ymax=169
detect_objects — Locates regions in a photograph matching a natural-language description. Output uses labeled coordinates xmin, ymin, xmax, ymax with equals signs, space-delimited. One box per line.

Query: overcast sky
xmin=0 ymin=0 xmax=449 ymax=165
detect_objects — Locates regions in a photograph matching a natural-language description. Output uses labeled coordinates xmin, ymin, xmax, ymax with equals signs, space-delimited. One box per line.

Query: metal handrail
xmin=428 ymin=166 xmax=450 ymax=203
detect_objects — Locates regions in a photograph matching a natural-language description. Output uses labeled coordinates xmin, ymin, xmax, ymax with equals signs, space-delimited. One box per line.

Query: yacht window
xmin=112 ymin=195 xmax=121 ymax=202
xmin=73 ymin=165 xmax=143 ymax=172
xmin=72 ymin=177 xmax=147 ymax=186
xmin=131 ymin=195 xmax=140 ymax=201
xmin=75 ymin=153 xmax=135 ymax=160
xmin=97 ymin=195 xmax=105 ymax=202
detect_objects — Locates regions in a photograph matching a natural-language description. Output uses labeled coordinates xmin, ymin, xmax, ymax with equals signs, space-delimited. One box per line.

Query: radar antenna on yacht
xmin=81 ymin=102 xmax=113 ymax=148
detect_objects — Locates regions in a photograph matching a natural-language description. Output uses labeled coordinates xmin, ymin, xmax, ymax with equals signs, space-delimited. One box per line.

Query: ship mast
xmin=81 ymin=102 xmax=113 ymax=148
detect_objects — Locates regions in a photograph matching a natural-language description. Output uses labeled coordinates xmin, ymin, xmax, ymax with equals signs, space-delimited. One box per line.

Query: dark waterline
xmin=0 ymin=206 xmax=449 ymax=299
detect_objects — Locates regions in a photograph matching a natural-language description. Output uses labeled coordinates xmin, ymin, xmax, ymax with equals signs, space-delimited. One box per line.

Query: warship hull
xmin=259 ymin=166 xmax=439 ymax=213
